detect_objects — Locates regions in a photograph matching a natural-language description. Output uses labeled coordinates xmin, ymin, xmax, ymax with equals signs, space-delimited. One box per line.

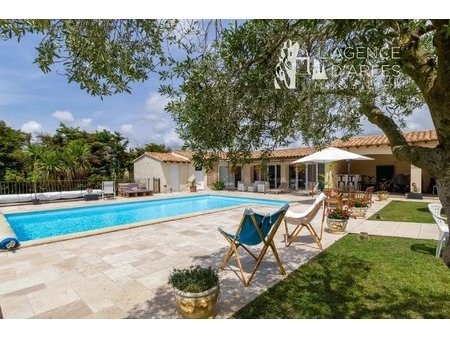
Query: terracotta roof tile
xmin=145 ymin=152 xmax=191 ymax=163
xmin=250 ymin=147 xmax=316 ymax=160
xmin=331 ymin=129 xmax=437 ymax=148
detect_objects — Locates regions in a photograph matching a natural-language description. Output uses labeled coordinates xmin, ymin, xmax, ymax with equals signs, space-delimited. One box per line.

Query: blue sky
xmin=0 ymin=30 xmax=435 ymax=150
xmin=0 ymin=33 xmax=181 ymax=148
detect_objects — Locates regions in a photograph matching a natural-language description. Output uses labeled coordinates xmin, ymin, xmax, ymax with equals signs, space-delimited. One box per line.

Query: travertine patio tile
xmin=0 ymin=294 xmax=35 ymax=318
xmin=109 ymin=280 xmax=154 ymax=312
xmin=0 ymin=267 xmax=16 ymax=282
xmin=31 ymin=300 xmax=92 ymax=319
xmin=27 ymin=287 xmax=80 ymax=315
xmin=0 ymin=267 xmax=59 ymax=295
xmin=103 ymin=264 xmax=142 ymax=281
xmin=1 ymin=283 xmax=46 ymax=298
xmin=87 ymin=306 xmax=127 ymax=319
xmin=393 ymin=223 xmax=421 ymax=238
xmin=54 ymin=256 xmax=90 ymax=272
xmin=137 ymin=270 xmax=171 ymax=290
xmin=77 ymin=261 xmax=114 ymax=277
xmin=102 ymin=249 xmax=145 ymax=267
xmin=419 ymin=224 xmax=439 ymax=240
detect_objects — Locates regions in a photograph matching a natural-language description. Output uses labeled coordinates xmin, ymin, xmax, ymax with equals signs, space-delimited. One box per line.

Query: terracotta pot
xmin=190 ymin=186 xmax=197 ymax=192
xmin=326 ymin=218 xmax=348 ymax=233
xmin=377 ymin=191 xmax=389 ymax=201
xmin=352 ymin=206 xmax=368 ymax=219
xmin=173 ymin=285 xmax=219 ymax=319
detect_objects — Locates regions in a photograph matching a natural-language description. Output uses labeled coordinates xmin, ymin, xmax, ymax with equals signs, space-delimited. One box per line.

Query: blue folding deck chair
xmin=218 ymin=204 xmax=289 ymax=287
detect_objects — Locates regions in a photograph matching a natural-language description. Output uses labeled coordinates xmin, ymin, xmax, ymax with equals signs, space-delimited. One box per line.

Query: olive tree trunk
xmin=436 ymin=170 xmax=450 ymax=266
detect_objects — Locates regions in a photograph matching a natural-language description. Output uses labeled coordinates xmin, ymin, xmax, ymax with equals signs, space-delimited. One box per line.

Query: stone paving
xmin=0 ymin=191 xmax=440 ymax=318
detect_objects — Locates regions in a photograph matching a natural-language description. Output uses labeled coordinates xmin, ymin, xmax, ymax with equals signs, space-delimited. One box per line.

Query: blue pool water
xmin=5 ymin=195 xmax=288 ymax=242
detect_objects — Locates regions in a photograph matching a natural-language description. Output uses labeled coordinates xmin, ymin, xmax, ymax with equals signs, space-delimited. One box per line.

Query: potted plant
xmin=377 ymin=191 xmax=389 ymax=201
xmin=326 ymin=207 xmax=350 ymax=233
xmin=188 ymin=179 xmax=198 ymax=192
xmin=168 ymin=265 xmax=220 ymax=319
xmin=350 ymin=198 xmax=368 ymax=219
xmin=406 ymin=183 xmax=423 ymax=200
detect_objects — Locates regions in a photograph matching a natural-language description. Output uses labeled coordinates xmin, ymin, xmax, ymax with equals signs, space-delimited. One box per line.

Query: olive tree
xmin=163 ymin=20 xmax=450 ymax=265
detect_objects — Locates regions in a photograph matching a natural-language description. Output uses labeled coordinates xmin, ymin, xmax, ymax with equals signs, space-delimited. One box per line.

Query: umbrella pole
xmin=347 ymin=160 xmax=350 ymax=192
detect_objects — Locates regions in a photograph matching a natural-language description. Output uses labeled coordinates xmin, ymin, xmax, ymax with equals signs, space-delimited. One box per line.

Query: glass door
xmin=234 ymin=166 xmax=242 ymax=188
xmin=268 ymin=165 xmax=281 ymax=189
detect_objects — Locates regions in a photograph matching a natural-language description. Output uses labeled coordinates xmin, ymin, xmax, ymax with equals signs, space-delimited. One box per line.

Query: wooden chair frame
xmin=284 ymin=200 xmax=326 ymax=249
xmin=219 ymin=209 xmax=287 ymax=287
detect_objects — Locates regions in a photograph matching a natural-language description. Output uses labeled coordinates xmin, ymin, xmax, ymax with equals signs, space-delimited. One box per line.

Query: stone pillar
xmin=410 ymin=164 xmax=422 ymax=193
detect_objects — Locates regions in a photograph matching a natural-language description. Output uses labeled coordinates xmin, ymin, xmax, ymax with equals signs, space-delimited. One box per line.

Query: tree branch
xmin=360 ymin=102 xmax=440 ymax=171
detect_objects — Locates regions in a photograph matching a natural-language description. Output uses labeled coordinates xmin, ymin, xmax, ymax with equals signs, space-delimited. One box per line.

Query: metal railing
xmin=0 ymin=178 xmax=158 ymax=196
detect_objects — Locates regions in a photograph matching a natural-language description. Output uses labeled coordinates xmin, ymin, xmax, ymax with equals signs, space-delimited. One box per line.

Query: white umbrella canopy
xmin=292 ymin=147 xmax=373 ymax=164
xmin=292 ymin=147 xmax=374 ymax=190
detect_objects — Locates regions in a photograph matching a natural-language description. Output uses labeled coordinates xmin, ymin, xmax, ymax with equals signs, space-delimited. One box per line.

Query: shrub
xmin=327 ymin=208 xmax=350 ymax=220
xmin=212 ymin=180 xmax=225 ymax=190
xmin=168 ymin=266 xmax=219 ymax=293
xmin=351 ymin=198 xmax=368 ymax=208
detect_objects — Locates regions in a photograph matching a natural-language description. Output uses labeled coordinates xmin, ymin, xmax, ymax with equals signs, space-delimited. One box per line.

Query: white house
xmin=133 ymin=129 xmax=439 ymax=194
xmin=133 ymin=151 xmax=207 ymax=192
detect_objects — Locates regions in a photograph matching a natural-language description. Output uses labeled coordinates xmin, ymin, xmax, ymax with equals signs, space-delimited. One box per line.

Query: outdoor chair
xmin=218 ymin=203 xmax=289 ymax=287
xmin=428 ymin=203 xmax=449 ymax=258
xmin=268 ymin=181 xmax=290 ymax=194
xmin=237 ymin=182 xmax=246 ymax=192
xmin=102 ymin=181 xmax=115 ymax=199
xmin=365 ymin=186 xmax=374 ymax=206
xmin=284 ymin=193 xmax=326 ymax=249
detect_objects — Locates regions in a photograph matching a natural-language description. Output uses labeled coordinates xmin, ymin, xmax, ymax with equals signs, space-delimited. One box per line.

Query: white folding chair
xmin=428 ymin=203 xmax=449 ymax=258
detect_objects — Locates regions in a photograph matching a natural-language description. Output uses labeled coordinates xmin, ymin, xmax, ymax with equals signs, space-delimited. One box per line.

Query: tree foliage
xmin=0 ymin=121 xmax=169 ymax=182
xmin=0 ymin=120 xmax=30 ymax=179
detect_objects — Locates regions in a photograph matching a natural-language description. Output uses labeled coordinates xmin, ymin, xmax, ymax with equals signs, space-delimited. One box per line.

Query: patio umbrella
xmin=292 ymin=146 xmax=374 ymax=188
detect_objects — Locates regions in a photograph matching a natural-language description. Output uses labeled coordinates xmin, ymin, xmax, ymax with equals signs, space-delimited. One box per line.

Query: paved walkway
xmin=0 ymin=192 xmax=440 ymax=318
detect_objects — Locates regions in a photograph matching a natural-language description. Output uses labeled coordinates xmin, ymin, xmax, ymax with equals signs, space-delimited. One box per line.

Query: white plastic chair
xmin=428 ymin=203 xmax=449 ymax=258
xmin=102 ymin=181 xmax=115 ymax=199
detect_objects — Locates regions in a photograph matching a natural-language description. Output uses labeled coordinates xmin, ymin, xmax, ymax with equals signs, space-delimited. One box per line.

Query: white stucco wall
xmin=133 ymin=155 xmax=207 ymax=192
xmin=133 ymin=155 xmax=170 ymax=191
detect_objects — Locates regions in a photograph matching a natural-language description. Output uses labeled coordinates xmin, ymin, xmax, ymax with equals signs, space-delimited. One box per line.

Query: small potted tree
xmin=326 ymin=207 xmax=350 ymax=233
xmin=350 ymin=198 xmax=369 ymax=219
xmin=188 ymin=179 xmax=198 ymax=192
xmin=168 ymin=266 xmax=220 ymax=319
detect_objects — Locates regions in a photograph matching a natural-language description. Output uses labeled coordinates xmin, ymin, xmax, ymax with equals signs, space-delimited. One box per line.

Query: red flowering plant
xmin=348 ymin=197 xmax=368 ymax=208
xmin=327 ymin=207 xmax=350 ymax=220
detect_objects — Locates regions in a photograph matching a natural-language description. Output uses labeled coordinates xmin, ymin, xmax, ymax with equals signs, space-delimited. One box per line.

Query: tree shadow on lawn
xmin=235 ymin=250 xmax=450 ymax=319
xmin=410 ymin=243 xmax=436 ymax=256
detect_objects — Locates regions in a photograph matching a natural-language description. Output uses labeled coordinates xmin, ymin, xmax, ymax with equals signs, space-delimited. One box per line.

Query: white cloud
xmin=21 ymin=120 xmax=42 ymax=133
xmin=52 ymin=110 xmax=74 ymax=123
xmin=145 ymin=92 xmax=170 ymax=116
xmin=163 ymin=129 xmax=183 ymax=148
xmin=96 ymin=125 xmax=111 ymax=132
xmin=75 ymin=118 xmax=93 ymax=129
xmin=121 ymin=123 xmax=134 ymax=134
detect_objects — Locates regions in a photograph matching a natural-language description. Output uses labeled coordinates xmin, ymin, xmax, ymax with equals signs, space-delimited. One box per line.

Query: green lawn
xmin=234 ymin=235 xmax=450 ymax=318
xmin=368 ymin=200 xmax=434 ymax=223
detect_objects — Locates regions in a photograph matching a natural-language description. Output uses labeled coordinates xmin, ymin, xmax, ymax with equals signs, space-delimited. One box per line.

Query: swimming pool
xmin=5 ymin=194 xmax=289 ymax=242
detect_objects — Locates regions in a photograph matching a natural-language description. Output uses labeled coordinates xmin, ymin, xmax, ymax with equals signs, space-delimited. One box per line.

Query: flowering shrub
xmin=351 ymin=198 xmax=368 ymax=208
xmin=327 ymin=208 xmax=350 ymax=220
